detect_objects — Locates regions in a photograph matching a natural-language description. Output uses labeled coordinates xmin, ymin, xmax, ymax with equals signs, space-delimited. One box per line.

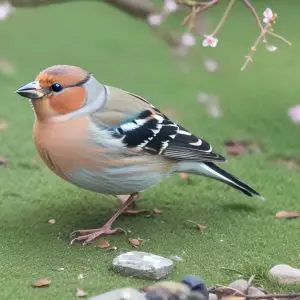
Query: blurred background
xmin=0 ymin=1 xmax=299 ymax=299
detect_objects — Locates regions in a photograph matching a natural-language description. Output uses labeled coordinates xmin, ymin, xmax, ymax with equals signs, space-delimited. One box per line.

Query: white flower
xmin=204 ymin=58 xmax=218 ymax=72
xmin=288 ymin=105 xmax=300 ymax=123
xmin=181 ymin=32 xmax=196 ymax=47
xmin=263 ymin=8 xmax=273 ymax=24
xmin=266 ymin=44 xmax=278 ymax=52
xmin=147 ymin=13 xmax=163 ymax=27
xmin=0 ymin=1 xmax=13 ymax=21
xmin=164 ymin=0 xmax=178 ymax=13
xmin=202 ymin=35 xmax=218 ymax=48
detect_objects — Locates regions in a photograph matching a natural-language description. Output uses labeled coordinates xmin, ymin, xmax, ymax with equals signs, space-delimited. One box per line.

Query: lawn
xmin=0 ymin=1 xmax=299 ymax=299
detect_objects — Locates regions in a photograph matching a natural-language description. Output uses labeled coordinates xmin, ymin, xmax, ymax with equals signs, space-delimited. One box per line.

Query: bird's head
xmin=16 ymin=65 xmax=106 ymax=122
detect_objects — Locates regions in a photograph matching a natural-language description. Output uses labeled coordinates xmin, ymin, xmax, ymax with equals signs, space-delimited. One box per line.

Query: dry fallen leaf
xmin=98 ymin=240 xmax=111 ymax=249
xmin=276 ymin=210 xmax=300 ymax=219
xmin=32 ymin=278 xmax=51 ymax=288
xmin=128 ymin=238 xmax=141 ymax=248
xmin=179 ymin=172 xmax=189 ymax=180
xmin=275 ymin=157 xmax=300 ymax=171
xmin=153 ymin=208 xmax=162 ymax=215
xmin=224 ymin=140 xmax=261 ymax=156
xmin=187 ymin=220 xmax=206 ymax=233
xmin=76 ymin=288 xmax=88 ymax=297
xmin=0 ymin=119 xmax=8 ymax=131
xmin=48 ymin=219 xmax=55 ymax=225
xmin=0 ymin=156 xmax=7 ymax=168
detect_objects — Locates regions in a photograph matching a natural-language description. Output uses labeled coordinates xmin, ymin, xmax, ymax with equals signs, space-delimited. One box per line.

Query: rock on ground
xmin=112 ymin=251 xmax=173 ymax=280
xmin=247 ymin=286 xmax=266 ymax=298
xmin=208 ymin=293 xmax=218 ymax=300
xmin=269 ymin=264 xmax=300 ymax=284
xmin=90 ymin=288 xmax=146 ymax=300
xmin=228 ymin=279 xmax=249 ymax=293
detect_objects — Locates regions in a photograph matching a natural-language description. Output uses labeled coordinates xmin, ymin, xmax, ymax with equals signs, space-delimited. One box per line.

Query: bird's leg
xmin=117 ymin=194 xmax=140 ymax=212
xmin=70 ymin=193 xmax=138 ymax=245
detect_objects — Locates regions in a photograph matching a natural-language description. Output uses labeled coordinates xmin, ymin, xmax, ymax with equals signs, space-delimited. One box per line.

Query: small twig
xmin=246 ymin=293 xmax=300 ymax=299
xmin=267 ymin=31 xmax=292 ymax=46
xmin=212 ymin=285 xmax=300 ymax=300
xmin=197 ymin=0 xmax=219 ymax=13
xmin=187 ymin=6 xmax=199 ymax=31
xmin=241 ymin=23 xmax=271 ymax=71
xmin=214 ymin=285 xmax=246 ymax=297
xmin=211 ymin=0 xmax=236 ymax=36
xmin=241 ymin=0 xmax=264 ymax=31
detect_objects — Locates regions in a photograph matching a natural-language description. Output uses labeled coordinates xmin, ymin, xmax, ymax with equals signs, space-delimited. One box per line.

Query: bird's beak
xmin=15 ymin=81 xmax=50 ymax=100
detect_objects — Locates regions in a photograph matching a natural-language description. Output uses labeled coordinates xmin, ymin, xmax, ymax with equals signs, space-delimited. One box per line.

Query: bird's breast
xmin=33 ymin=117 xmax=173 ymax=195
xmin=33 ymin=117 xmax=101 ymax=179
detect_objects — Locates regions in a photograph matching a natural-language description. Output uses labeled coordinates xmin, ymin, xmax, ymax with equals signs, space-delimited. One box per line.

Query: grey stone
xmin=208 ymin=293 xmax=217 ymax=300
xmin=112 ymin=251 xmax=173 ymax=280
xmin=247 ymin=286 xmax=266 ymax=299
xmin=228 ymin=279 xmax=249 ymax=293
xmin=145 ymin=281 xmax=191 ymax=300
xmin=145 ymin=282 xmax=207 ymax=300
xmin=90 ymin=288 xmax=146 ymax=300
xmin=269 ymin=264 xmax=300 ymax=284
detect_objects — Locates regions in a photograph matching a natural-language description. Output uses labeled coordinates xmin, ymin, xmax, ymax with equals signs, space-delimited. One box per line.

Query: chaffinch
xmin=16 ymin=65 xmax=263 ymax=245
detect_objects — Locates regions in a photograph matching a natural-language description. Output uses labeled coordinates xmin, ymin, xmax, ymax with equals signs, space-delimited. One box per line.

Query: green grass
xmin=0 ymin=1 xmax=299 ymax=299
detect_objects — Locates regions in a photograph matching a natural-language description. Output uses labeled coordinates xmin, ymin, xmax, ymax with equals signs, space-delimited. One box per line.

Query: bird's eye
xmin=51 ymin=82 xmax=63 ymax=93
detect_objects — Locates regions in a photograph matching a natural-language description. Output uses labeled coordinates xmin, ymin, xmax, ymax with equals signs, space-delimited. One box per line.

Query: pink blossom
xmin=263 ymin=8 xmax=273 ymax=24
xmin=202 ymin=35 xmax=218 ymax=48
xmin=288 ymin=105 xmax=300 ymax=123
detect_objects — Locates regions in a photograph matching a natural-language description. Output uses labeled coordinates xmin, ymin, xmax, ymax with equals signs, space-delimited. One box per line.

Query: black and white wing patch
xmin=112 ymin=109 xmax=226 ymax=163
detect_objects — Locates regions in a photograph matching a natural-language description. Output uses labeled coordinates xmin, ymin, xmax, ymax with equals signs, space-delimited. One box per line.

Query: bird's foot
xmin=70 ymin=193 xmax=138 ymax=246
xmin=70 ymin=226 xmax=125 ymax=245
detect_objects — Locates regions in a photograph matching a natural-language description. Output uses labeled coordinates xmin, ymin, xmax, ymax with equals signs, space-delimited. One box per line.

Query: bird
xmin=16 ymin=65 xmax=263 ymax=245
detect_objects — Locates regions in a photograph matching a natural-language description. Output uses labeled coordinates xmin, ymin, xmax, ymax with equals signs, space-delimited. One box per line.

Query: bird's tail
xmin=175 ymin=161 xmax=264 ymax=199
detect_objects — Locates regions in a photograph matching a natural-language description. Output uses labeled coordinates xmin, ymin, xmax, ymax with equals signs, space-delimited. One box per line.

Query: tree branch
xmin=9 ymin=0 xmax=181 ymax=47
xmin=103 ymin=0 xmax=154 ymax=19
xmin=10 ymin=0 xmax=154 ymax=19
xmin=10 ymin=0 xmax=78 ymax=7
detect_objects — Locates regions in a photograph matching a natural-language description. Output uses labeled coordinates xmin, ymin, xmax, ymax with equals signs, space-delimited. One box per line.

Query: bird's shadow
xmin=0 ymin=187 xmax=259 ymax=248
xmin=220 ymin=202 xmax=257 ymax=213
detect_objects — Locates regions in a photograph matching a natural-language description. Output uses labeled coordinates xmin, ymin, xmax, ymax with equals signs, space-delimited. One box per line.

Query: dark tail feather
xmin=204 ymin=162 xmax=264 ymax=199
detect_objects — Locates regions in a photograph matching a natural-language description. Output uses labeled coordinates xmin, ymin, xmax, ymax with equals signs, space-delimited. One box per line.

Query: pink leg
xmin=70 ymin=193 xmax=138 ymax=245
xmin=117 ymin=194 xmax=139 ymax=208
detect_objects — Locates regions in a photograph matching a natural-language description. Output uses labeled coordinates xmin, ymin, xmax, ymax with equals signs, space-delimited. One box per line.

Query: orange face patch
xmin=49 ymin=87 xmax=86 ymax=114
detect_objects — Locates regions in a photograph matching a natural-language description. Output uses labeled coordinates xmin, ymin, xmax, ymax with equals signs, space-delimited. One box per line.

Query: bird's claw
xmin=69 ymin=226 xmax=126 ymax=245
